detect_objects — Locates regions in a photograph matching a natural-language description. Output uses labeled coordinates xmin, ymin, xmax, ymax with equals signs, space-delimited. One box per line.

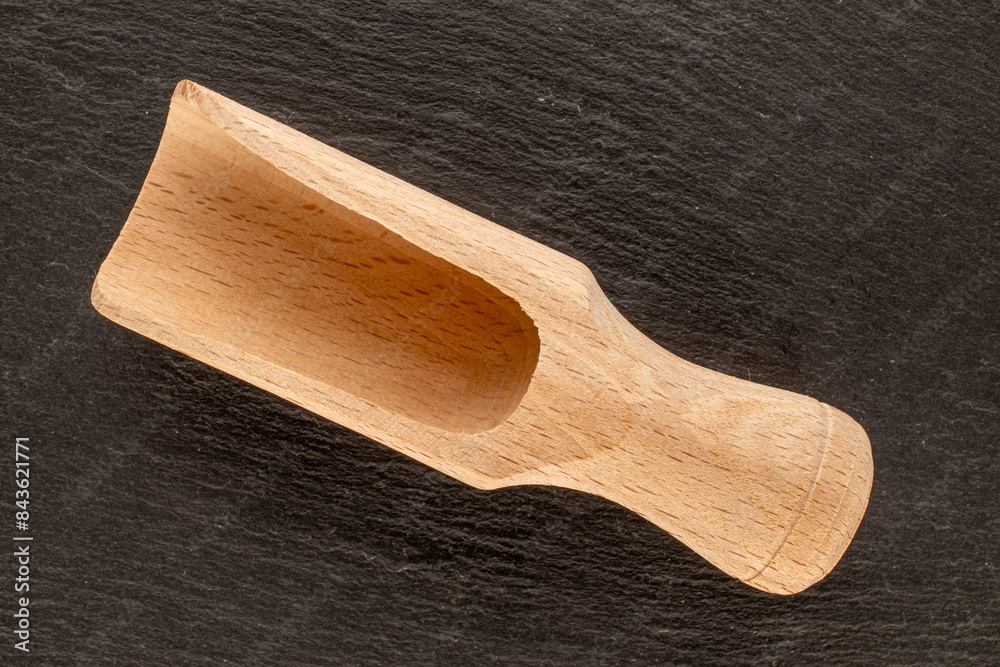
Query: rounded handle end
xmin=741 ymin=405 xmax=873 ymax=594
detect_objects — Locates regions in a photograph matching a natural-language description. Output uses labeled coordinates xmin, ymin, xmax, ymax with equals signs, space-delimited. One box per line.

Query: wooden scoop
xmin=92 ymin=81 xmax=872 ymax=594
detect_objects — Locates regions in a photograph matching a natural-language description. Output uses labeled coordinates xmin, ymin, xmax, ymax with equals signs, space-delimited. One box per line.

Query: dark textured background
xmin=2 ymin=1 xmax=999 ymax=664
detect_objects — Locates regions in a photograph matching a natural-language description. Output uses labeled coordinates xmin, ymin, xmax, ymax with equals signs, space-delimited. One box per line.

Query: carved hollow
xmin=108 ymin=102 xmax=540 ymax=433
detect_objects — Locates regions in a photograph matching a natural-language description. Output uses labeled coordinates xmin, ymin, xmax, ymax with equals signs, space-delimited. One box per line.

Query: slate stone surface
xmin=2 ymin=2 xmax=998 ymax=664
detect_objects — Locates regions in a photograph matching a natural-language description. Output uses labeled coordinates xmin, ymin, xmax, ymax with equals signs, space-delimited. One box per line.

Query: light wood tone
xmin=92 ymin=81 xmax=873 ymax=594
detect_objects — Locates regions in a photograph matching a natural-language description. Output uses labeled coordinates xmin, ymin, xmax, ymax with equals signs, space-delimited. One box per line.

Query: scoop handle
xmin=530 ymin=318 xmax=873 ymax=595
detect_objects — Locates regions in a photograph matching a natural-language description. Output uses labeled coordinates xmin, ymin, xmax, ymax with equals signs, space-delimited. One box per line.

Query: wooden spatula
xmin=92 ymin=80 xmax=872 ymax=594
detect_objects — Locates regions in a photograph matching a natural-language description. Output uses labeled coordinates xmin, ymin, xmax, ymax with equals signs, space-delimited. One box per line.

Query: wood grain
xmin=92 ymin=80 xmax=873 ymax=594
